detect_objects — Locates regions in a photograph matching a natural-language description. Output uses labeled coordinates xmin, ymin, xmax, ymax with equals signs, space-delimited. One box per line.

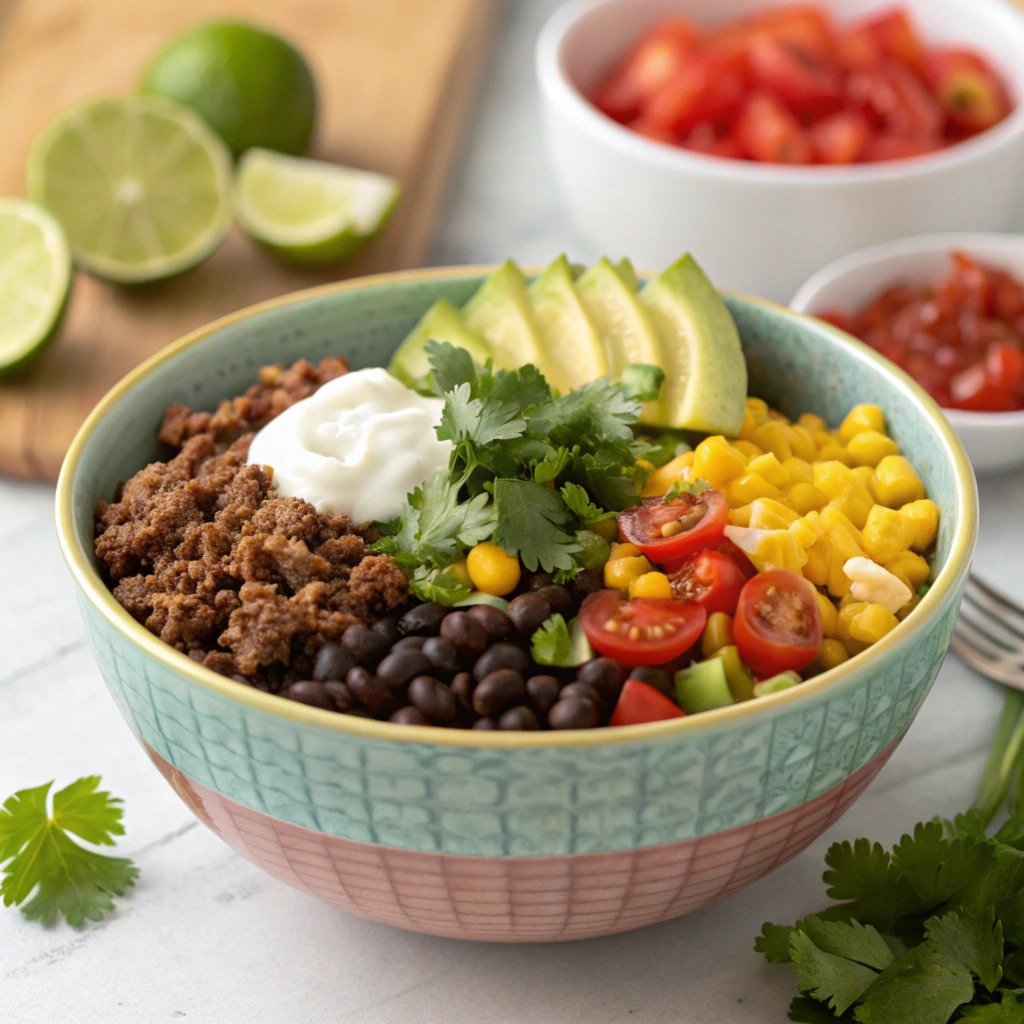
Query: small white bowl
xmin=791 ymin=232 xmax=1024 ymax=476
xmin=536 ymin=0 xmax=1024 ymax=302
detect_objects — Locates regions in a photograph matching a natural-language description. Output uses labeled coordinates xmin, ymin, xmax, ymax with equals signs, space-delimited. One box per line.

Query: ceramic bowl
xmin=791 ymin=233 xmax=1024 ymax=476
xmin=536 ymin=0 xmax=1024 ymax=303
xmin=56 ymin=268 xmax=976 ymax=942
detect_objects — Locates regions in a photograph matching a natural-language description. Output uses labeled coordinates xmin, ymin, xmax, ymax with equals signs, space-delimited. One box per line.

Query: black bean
xmin=408 ymin=675 xmax=458 ymax=724
xmin=450 ymin=671 xmax=475 ymax=711
xmin=399 ymin=602 xmax=447 ymax=636
xmin=390 ymin=706 xmax=430 ymax=726
xmin=466 ymin=604 xmax=514 ymax=639
xmin=372 ymin=617 xmax=401 ymax=646
xmin=548 ymin=695 xmax=600 ymax=730
xmin=572 ymin=568 xmax=605 ymax=601
xmin=392 ymin=635 xmax=428 ymax=652
xmin=560 ymin=681 xmax=606 ymax=713
xmin=526 ymin=674 xmax=561 ymax=718
xmin=508 ymin=592 xmax=552 ymax=635
xmin=346 ymin=667 xmax=403 ymax=716
xmin=286 ymin=680 xmax=336 ymax=711
xmin=325 ymin=680 xmax=353 ymax=713
xmin=628 ymin=666 xmax=674 ymax=697
xmin=440 ymin=611 xmax=489 ymax=658
xmin=342 ymin=625 xmax=391 ymax=666
xmin=577 ymin=657 xmax=624 ymax=704
xmin=536 ymin=585 xmax=572 ymax=617
xmin=472 ymin=669 xmax=526 ymax=717
xmin=472 ymin=717 xmax=499 ymax=730
xmin=421 ymin=636 xmax=461 ymax=674
xmin=472 ymin=642 xmax=532 ymax=682
xmin=376 ymin=650 xmax=432 ymax=689
xmin=312 ymin=642 xmax=356 ymax=682
xmin=499 ymin=706 xmax=540 ymax=731
xmin=528 ymin=573 xmax=554 ymax=591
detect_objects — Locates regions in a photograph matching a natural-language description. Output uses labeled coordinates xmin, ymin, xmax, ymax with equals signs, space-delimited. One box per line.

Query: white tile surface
xmin=1 ymin=1 xmax=1022 ymax=1019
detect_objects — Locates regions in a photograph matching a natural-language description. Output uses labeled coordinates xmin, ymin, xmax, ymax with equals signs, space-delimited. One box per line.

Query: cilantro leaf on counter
xmin=790 ymin=930 xmax=880 ymax=1016
xmin=926 ymin=911 xmax=1004 ymax=993
xmin=492 ymin=479 xmax=580 ymax=572
xmin=1 ymin=777 xmax=138 ymax=927
xmin=961 ymin=993 xmax=1024 ymax=1021
xmin=853 ymin=945 xmax=974 ymax=1024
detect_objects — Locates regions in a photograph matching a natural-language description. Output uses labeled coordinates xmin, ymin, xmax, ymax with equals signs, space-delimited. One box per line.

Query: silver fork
xmin=951 ymin=573 xmax=1024 ymax=690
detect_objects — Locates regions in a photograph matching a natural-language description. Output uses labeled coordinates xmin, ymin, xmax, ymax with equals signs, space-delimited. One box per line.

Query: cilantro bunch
xmin=373 ymin=343 xmax=665 ymax=604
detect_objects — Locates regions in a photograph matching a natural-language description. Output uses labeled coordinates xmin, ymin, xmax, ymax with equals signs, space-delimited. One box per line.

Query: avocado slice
xmin=576 ymin=257 xmax=667 ymax=424
xmin=529 ymin=255 xmax=608 ymax=393
xmin=639 ymin=254 xmax=747 ymax=435
xmin=462 ymin=260 xmax=548 ymax=377
xmin=614 ymin=257 xmax=639 ymax=292
xmin=388 ymin=298 xmax=493 ymax=387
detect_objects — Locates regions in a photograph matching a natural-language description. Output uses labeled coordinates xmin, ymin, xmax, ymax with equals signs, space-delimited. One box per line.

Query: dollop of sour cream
xmin=247 ymin=367 xmax=451 ymax=524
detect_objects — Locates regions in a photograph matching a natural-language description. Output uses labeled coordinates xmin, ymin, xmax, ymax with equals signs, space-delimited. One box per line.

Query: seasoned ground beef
xmin=95 ymin=357 xmax=410 ymax=689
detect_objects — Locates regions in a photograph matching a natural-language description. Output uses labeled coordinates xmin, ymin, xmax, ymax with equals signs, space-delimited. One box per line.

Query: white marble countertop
xmin=3 ymin=1 xmax=1024 ymax=1020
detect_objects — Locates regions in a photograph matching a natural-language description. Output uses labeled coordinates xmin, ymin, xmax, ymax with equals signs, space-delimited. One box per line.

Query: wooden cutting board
xmin=0 ymin=0 xmax=496 ymax=480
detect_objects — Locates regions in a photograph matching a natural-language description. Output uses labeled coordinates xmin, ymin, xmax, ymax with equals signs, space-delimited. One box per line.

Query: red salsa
xmin=818 ymin=251 xmax=1024 ymax=412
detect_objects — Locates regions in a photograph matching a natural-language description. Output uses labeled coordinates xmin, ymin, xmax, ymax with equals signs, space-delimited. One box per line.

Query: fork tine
xmin=964 ymin=576 xmax=1024 ymax=637
xmin=950 ymin=634 xmax=1024 ymax=691
xmin=958 ymin=601 xmax=1022 ymax=653
xmin=955 ymin=615 xmax=1015 ymax=662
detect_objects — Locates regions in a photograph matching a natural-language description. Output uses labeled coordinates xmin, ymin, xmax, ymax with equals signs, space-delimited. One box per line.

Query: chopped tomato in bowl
xmin=617 ymin=488 xmax=728 ymax=562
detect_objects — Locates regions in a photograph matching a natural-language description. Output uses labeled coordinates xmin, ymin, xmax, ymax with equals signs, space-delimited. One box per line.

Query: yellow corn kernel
xmin=701 ymin=612 xmax=734 ymax=658
xmin=812 ymin=428 xmax=836 ymax=449
xmin=797 ymin=412 xmax=827 ymax=432
xmin=837 ymin=601 xmax=869 ymax=640
xmin=815 ymin=591 xmax=839 ymax=638
xmin=803 ymin=537 xmax=832 ymax=587
xmin=629 ymin=571 xmax=673 ymax=600
xmin=610 ymin=542 xmax=642 ymax=561
xmin=848 ymin=603 xmax=900 ymax=644
xmin=767 ymin=407 xmax=791 ymax=423
xmin=747 ymin=452 xmax=791 ymax=490
xmin=861 ymin=505 xmax=917 ymax=564
xmin=900 ymin=499 xmax=939 ymax=552
xmin=750 ymin=497 xmax=800 ymax=531
xmin=788 ymin=482 xmax=828 ymax=516
xmin=789 ymin=425 xmax=818 ymax=462
xmin=466 ymin=542 xmax=521 ymax=597
xmin=817 ymin=442 xmax=854 ymax=467
xmin=819 ymin=505 xmax=864 ymax=546
xmin=737 ymin=410 xmax=759 ymax=442
xmin=851 ymin=465 xmax=875 ymax=492
xmin=783 ymin=457 xmax=814 ymax=486
xmin=733 ymin=439 xmax=763 ymax=460
xmin=839 ymin=403 xmax=886 ymax=442
xmin=636 ymin=459 xmax=655 ymax=472
xmin=724 ymin=473 xmax=784 ymax=508
xmin=751 ymin=421 xmax=794 ymax=462
xmin=823 ymin=521 xmax=865 ymax=599
xmin=847 ymin=430 xmax=899 ymax=468
xmin=790 ymin=511 xmax=824 ymax=550
xmin=884 ymin=550 xmax=930 ymax=590
xmin=729 ymin=504 xmax=753 ymax=527
xmin=872 ymin=455 xmax=925 ymax=508
xmin=746 ymin=530 xmax=808 ymax=573
xmin=692 ymin=436 xmax=748 ymax=489
xmin=642 ymin=451 xmax=696 ymax=496
xmin=605 ymin=555 xmax=651 ymax=590
xmin=746 ymin=397 xmax=769 ymax=416
xmin=898 ymin=594 xmax=922 ymax=621
xmin=816 ymin=638 xmax=850 ymax=671
xmin=843 ymin=638 xmax=871 ymax=657
xmin=814 ymin=462 xmax=874 ymax=529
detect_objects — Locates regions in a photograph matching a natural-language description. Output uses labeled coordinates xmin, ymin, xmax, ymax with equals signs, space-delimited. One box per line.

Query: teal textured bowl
xmin=56 ymin=268 xmax=977 ymax=941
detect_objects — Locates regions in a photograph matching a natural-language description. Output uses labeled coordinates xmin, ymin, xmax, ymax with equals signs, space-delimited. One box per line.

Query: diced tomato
xmin=809 ymin=109 xmax=871 ymax=163
xmin=747 ymin=35 xmax=843 ymax=119
xmin=628 ymin=117 xmax=679 ymax=145
xmin=733 ymin=570 xmax=823 ymax=677
xmin=735 ymin=91 xmax=813 ymax=163
xmin=709 ymin=5 xmax=835 ymax=60
xmin=858 ymin=8 xmax=925 ymax=72
xmin=682 ymin=122 xmax=746 ymax=159
xmin=666 ymin=549 xmax=747 ymax=615
xmin=717 ymin=540 xmax=758 ymax=580
xmin=641 ymin=51 xmax=747 ymax=136
xmin=837 ymin=27 xmax=882 ymax=73
xmin=609 ymin=679 xmax=686 ymax=726
xmin=591 ymin=17 xmax=700 ymax=122
xmin=849 ymin=61 xmax=944 ymax=138
xmin=923 ymin=49 xmax=1010 ymax=134
xmin=580 ymin=590 xmax=707 ymax=667
xmin=862 ymin=133 xmax=943 ymax=162
xmin=618 ymin=489 xmax=729 ymax=563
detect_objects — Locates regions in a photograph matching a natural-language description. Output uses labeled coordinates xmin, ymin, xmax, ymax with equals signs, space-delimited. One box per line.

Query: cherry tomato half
xmin=580 ymin=590 xmax=707 ymax=667
xmin=666 ymin=549 xmax=747 ymax=616
xmin=609 ymin=678 xmax=686 ymax=727
xmin=618 ymin=489 xmax=729 ymax=564
xmin=733 ymin=570 xmax=823 ymax=677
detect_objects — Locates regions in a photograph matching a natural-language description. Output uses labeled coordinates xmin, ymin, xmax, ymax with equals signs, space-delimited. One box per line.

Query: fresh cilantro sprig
xmin=1 ymin=777 xmax=138 ymax=927
xmin=662 ymin=478 xmax=713 ymax=504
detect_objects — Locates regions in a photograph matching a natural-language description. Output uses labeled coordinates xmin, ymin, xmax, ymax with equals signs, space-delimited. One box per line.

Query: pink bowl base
xmin=146 ymin=742 xmax=894 ymax=942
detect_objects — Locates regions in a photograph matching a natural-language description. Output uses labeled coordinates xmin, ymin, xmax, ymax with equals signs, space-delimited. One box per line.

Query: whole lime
xmin=140 ymin=21 xmax=317 ymax=157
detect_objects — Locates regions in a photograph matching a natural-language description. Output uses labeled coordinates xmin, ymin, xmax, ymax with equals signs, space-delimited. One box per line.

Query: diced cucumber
xmin=752 ymin=671 xmax=802 ymax=698
xmin=566 ymin=616 xmax=595 ymax=667
xmin=675 ymin=658 xmax=735 ymax=714
xmin=718 ymin=645 xmax=755 ymax=702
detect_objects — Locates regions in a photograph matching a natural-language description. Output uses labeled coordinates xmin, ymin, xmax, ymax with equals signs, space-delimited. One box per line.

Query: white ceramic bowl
xmin=791 ymin=232 xmax=1024 ymax=475
xmin=536 ymin=0 xmax=1024 ymax=302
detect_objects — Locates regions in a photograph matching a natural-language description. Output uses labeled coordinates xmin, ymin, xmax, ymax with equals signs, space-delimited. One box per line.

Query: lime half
xmin=234 ymin=148 xmax=400 ymax=266
xmin=0 ymin=199 xmax=72 ymax=374
xmin=28 ymin=96 xmax=233 ymax=283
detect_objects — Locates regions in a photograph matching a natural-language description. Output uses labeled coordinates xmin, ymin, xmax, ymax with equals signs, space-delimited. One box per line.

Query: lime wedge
xmin=27 ymin=96 xmax=232 ymax=284
xmin=234 ymin=148 xmax=400 ymax=265
xmin=0 ymin=199 xmax=71 ymax=374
